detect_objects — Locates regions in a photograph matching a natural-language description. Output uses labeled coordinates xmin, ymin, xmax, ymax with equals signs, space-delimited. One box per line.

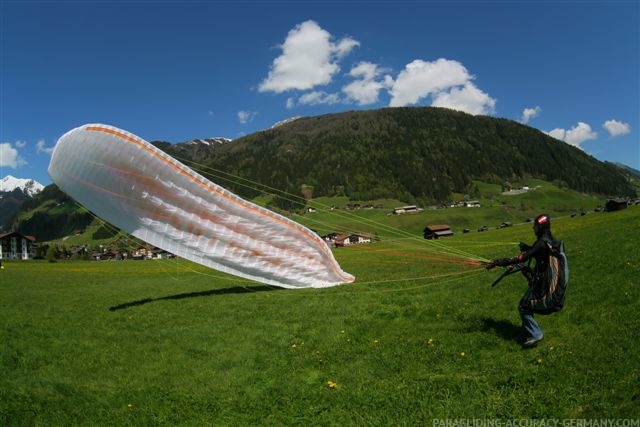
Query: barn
xmin=423 ymin=225 xmax=454 ymax=240
xmin=605 ymin=198 xmax=628 ymax=212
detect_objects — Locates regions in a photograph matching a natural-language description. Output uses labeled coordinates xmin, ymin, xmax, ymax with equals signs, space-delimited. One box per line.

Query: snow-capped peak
xmin=271 ymin=116 xmax=302 ymax=129
xmin=187 ymin=137 xmax=232 ymax=146
xmin=0 ymin=175 xmax=44 ymax=197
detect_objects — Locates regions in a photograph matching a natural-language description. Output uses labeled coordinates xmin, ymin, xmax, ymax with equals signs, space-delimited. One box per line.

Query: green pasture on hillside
xmin=45 ymin=178 xmax=606 ymax=248
xmin=291 ymin=179 xmax=604 ymax=238
xmin=1 ymin=207 xmax=639 ymax=424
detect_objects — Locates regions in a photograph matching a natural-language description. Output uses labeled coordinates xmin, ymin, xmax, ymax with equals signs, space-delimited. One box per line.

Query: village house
xmin=0 ymin=231 xmax=37 ymax=260
xmin=130 ymin=246 xmax=174 ymax=260
xmin=324 ymin=232 xmax=373 ymax=247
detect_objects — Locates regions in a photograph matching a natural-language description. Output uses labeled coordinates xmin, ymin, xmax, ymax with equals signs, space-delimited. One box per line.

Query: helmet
xmin=533 ymin=214 xmax=551 ymax=237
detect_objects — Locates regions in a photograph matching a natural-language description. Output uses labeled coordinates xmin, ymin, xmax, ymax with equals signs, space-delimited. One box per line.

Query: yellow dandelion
xmin=374 ymin=339 xmax=379 ymax=344
xmin=327 ymin=380 xmax=338 ymax=389
xmin=128 ymin=403 xmax=134 ymax=408
xmin=460 ymin=352 xmax=466 ymax=357
xmin=537 ymin=358 xmax=543 ymax=364
xmin=427 ymin=338 xmax=433 ymax=345
xmin=291 ymin=344 xmax=297 ymax=348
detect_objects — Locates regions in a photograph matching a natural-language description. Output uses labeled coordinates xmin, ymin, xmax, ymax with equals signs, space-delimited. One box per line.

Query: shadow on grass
xmin=109 ymin=285 xmax=280 ymax=311
xmin=480 ymin=317 xmax=521 ymax=342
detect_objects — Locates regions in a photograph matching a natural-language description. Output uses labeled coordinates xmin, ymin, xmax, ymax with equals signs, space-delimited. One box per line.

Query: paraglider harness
xmin=490 ymin=261 xmax=533 ymax=288
xmin=486 ymin=238 xmax=569 ymax=314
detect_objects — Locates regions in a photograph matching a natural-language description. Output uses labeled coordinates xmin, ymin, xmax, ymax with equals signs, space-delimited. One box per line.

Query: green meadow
xmin=1 ymin=205 xmax=639 ymax=424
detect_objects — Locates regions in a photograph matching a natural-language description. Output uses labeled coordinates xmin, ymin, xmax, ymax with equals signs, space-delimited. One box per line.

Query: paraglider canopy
xmin=48 ymin=124 xmax=354 ymax=289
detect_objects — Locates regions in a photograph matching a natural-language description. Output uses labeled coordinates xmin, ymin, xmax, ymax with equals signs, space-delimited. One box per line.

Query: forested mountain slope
xmin=204 ymin=107 xmax=634 ymax=204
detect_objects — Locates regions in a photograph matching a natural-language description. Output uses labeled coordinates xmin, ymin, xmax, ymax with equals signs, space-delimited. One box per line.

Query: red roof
xmin=425 ymin=225 xmax=451 ymax=231
xmin=0 ymin=231 xmax=36 ymax=241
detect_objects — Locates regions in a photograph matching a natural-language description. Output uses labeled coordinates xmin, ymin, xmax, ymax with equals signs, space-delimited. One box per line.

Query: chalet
xmin=326 ymin=233 xmax=373 ymax=247
xmin=348 ymin=233 xmax=372 ymax=245
xmin=131 ymin=246 xmax=153 ymax=260
xmin=332 ymin=234 xmax=352 ymax=247
xmin=423 ymin=225 xmax=454 ymax=240
xmin=0 ymin=232 xmax=37 ymax=260
xmin=605 ymin=198 xmax=628 ymax=212
xmin=131 ymin=246 xmax=175 ymax=260
xmin=393 ymin=205 xmax=419 ymax=215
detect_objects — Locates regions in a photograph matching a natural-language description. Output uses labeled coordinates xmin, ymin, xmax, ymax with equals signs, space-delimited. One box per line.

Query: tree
xmin=46 ymin=245 xmax=58 ymax=263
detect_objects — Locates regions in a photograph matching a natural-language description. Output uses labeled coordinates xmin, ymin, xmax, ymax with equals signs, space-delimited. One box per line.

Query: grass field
xmin=1 ymin=206 xmax=639 ymax=424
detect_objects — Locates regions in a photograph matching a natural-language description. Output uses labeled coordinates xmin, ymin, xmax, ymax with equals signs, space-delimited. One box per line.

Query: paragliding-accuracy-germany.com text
xmin=433 ymin=419 xmax=640 ymax=427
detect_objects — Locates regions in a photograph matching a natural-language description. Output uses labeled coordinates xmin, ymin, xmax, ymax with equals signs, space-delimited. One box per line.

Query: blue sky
xmin=1 ymin=0 xmax=638 ymax=187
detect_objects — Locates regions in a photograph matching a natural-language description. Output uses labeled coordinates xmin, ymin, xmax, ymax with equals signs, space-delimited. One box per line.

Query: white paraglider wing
xmin=48 ymin=124 xmax=354 ymax=289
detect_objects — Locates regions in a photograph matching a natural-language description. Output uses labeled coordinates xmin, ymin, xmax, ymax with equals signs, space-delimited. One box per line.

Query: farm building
xmin=423 ymin=225 xmax=454 ymax=240
xmin=392 ymin=205 xmax=419 ymax=215
xmin=0 ymin=231 xmax=37 ymax=260
xmin=325 ymin=233 xmax=373 ymax=247
xmin=605 ymin=198 xmax=628 ymax=212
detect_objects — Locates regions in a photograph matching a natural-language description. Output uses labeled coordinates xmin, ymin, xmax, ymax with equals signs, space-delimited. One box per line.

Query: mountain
xmin=8 ymin=184 xmax=95 ymax=241
xmin=271 ymin=116 xmax=302 ymax=128
xmin=0 ymin=176 xmax=44 ymax=231
xmin=611 ymin=162 xmax=640 ymax=178
xmin=202 ymin=107 xmax=636 ymax=204
xmin=1 ymin=175 xmax=44 ymax=197
xmin=9 ymin=106 xmax=636 ymax=241
xmin=610 ymin=162 xmax=640 ymax=195
xmin=150 ymin=137 xmax=232 ymax=164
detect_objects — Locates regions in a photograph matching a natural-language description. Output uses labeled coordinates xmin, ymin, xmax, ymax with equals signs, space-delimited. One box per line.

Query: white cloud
xmin=521 ymin=106 xmax=541 ymax=123
xmin=546 ymin=122 xmax=598 ymax=148
xmin=431 ymin=82 xmax=496 ymax=115
xmin=238 ymin=111 xmax=257 ymax=124
xmin=0 ymin=142 xmax=27 ymax=168
xmin=15 ymin=140 xmax=27 ymax=148
xmin=342 ymin=62 xmax=389 ymax=105
xmin=36 ymin=139 xmax=54 ymax=155
xmin=298 ymin=91 xmax=341 ymax=106
xmin=349 ymin=62 xmax=381 ymax=81
xmin=334 ymin=37 xmax=360 ymax=59
xmin=388 ymin=59 xmax=472 ymax=107
xmin=603 ymin=119 xmax=631 ymax=137
xmin=257 ymin=26 xmax=498 ymax=114
xmin=547 ymin=128 xmax=566 ymax=141
xmin=259 ymin=20 xmax=359 ymax=93
xmin=565 ymin=122 xmax=597 ymax=147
